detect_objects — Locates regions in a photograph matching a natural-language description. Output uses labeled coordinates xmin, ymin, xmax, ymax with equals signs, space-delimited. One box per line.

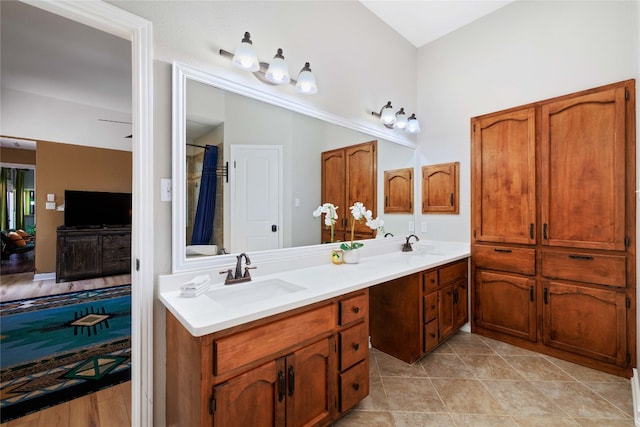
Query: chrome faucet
xmin=402 ymin=234 xmax=420 ymax=252
xmin=219 ymin=252 xmax=256 ymax=285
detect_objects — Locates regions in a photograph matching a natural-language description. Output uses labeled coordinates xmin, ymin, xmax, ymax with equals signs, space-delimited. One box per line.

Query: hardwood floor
xmin=0 ymin=273 xmax=132 ymax=427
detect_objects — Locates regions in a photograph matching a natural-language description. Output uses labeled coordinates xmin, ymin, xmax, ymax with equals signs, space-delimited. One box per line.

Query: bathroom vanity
xmin=160 ymin=239 xmax=470 ymax=426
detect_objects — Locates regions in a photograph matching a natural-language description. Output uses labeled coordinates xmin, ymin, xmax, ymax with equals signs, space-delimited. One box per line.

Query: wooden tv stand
xmin=56 ymin=226 xmax=131 ymax=282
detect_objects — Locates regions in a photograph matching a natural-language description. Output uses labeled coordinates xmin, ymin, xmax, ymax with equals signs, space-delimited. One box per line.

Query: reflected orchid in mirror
xmin=313 ymin=203 xmax=338 ymax=243
xmin=341 ymin=202 xmax=383 ymax=251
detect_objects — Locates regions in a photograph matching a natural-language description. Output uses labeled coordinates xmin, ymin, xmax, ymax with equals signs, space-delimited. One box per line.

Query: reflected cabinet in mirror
xmin=172 ymin=62 xmax=417 ymax=273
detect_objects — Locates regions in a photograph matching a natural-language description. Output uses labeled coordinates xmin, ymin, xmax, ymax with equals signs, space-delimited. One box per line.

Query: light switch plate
xmin=421 ymin=222 xmax=428 ymax=233
xmin=408 ymin=221 xmax=414 ymax=232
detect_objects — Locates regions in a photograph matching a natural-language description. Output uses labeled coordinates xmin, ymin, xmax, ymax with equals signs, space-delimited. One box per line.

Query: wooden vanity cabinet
xmin=166 ymin=289 xmax=369 ymax=427
xmin=369 ymin=258 xmax=469 ymax=363
xmin=471 ymin=79 xmax=636 ymax=377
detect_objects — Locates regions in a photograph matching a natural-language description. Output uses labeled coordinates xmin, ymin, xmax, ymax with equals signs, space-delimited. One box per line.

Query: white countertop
xmin=158 ymin=240 xmax=470 ymax=337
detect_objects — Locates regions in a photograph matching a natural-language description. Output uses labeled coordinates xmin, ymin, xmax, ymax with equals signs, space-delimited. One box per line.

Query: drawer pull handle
xmin=288 ymin=366 xmax=295 ymax=397
xmin=494 ymin=248 xmax=512 ymax=253
xmin=353 ymin=383 xmax=360 ymax=391
xmin=353 ymin=343 xmax=360 ymax=351
xmin=353 ymin=307 xmax=360 ymax=314
xmin=569 ymin=254 xmax=594 ymax=261
xmin=431 ymin=304 xmax=436 ymax=310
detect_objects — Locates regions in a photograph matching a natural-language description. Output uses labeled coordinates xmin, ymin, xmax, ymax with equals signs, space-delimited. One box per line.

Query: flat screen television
xmin=64 ymin=190 xmax=132 ymax=228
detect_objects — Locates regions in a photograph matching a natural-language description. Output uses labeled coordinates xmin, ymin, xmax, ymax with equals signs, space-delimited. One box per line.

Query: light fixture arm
xmin=219 ymin=48 xmax=297 ymax=86
xmin=371 ymin=102 xmax=421 ymax=133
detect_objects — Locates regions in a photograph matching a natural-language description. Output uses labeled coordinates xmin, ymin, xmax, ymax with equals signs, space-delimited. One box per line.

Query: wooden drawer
xmin=423 ymin=271 xmax=438 ymax=293
xmin=424 ymin=319 xmax=439 ymax=353
xmin=102 ymin=259 xmax=130 ymax=274
xmin=339 ymin=359 xmax=369 ymax=412
xmin=541 ymin=250 xmax=626 ymax=287
xmin=440 ymin=259 xmax=468 ymax=285
xmin=474 ymin=245 xmax=535 ymax=275
xmin=339 ymin=322 xmax=368 ymax=371
xmin=103 ymin=234 xmax=131 ymax=251
xmin=214 ymin=304 xmax=336 ymax=376
xmin=339 ymin=293 xmax=368 ymax=326
xmin=423 ymin=292 xmax=438 ymax=323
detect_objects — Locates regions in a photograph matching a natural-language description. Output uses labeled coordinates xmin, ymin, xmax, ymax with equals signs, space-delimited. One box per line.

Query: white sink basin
xmin=205 ymin=278 xmax=306 ymax=306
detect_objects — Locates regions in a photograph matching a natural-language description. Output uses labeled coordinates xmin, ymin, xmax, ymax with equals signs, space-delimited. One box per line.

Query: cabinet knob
xmin=353 ymin=383 xmax=360 ymax=391
xmin=430 ymin=333 xmax=436 ymax=338
xmin=353 ymin=306 xmax=360 ymax=314
xmin=431 ymin=304 xmax=436 ymax=310
xmin=353 ymin=343 xmax=360 ymax=351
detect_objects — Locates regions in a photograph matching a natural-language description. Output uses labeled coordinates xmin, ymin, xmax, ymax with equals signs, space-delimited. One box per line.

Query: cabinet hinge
xmin=627 ymin=353 xmax=631 ymax=365
xmin=209 ymin=396 xmax=215 ymax=414
xmin=625 ymin=236 xmax=630 ymax=247
xmin=625 ymin=89 xmax=630 ymax=100
xmin=626 ymin=297 xmax=631 ymax=309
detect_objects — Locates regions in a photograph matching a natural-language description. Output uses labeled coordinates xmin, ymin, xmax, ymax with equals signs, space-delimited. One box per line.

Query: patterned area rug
xmin=0 ymin=285 xmax=131 ymax=422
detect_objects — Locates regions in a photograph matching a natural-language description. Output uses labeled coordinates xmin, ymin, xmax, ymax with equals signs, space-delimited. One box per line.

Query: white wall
xmin=416 ymin=0 xmax=639 ymax=243
xmin=107 ymin=2 xmax=418 ymax=424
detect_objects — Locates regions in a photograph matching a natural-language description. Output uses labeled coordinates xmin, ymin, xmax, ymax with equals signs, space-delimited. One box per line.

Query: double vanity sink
xmin=158 ymin=239 xmax=470 ymax=426
xmin=159 ymin=239 xmax=470 ymax=336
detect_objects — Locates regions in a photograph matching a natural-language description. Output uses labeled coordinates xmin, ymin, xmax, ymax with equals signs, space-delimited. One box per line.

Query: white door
xmin=230 ymin=145 xmax=282 ymax=252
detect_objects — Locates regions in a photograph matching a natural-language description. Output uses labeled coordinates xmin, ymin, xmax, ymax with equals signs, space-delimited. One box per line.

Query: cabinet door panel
xmin=471 ymin=108 xmax=536 ymax=244
xmin=422 ymin=162 xmax=459 ymax=214
xmin=321 ymin=149 xmax=346 ymax=233
xmin=438 ymin=283 xmax=455 ymax=341
xmin=474 ymin=270 xmax=537 ymax=342
xmin=345 ymin=142 xmax=377 ymax=236
xmin=454 ymin=279 xmax=468 ymax=330
xmin=384 ymin=168 xmax=413 ymax=213
xmin=213 ymin=360 xmax=284 ymax=427
xmin=59 ymin=234 xmax=101 ymax=279
xmin=286 ymin=338 xmax=333 ymax=427
xmin=543 ymin=281 xmax=627 ymax=366
xmin=540 ymin=87 xmax=626 ymax=250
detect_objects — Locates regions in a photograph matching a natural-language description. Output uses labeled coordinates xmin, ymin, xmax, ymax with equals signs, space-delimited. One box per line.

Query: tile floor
xmin=335 ymin=331 xmax=634 ymax=426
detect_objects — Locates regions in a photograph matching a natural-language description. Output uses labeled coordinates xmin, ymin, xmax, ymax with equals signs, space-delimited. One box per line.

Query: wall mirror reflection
xmin=172 ymin=63 xmax=417 ymax=273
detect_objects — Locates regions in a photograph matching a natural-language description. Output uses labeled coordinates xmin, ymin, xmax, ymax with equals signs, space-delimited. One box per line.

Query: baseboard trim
xmin=632 ymin=368 xmax=639 ymax=426
xmin=34 ymin=272 xmax=56 ymax=282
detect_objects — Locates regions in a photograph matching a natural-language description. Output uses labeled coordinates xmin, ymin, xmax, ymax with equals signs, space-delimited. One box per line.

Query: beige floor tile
xmin=374 ymin=351 xmax=427 ymax=378
xmin=419 ymin=352 xmax=476 ymax=379
xmin=531 ymin=381 xmax=628 ymax=419
xmin=544 ymin=357 xmax=628 ymax=383
xmin=446 ymin=332 xmax=497 ymax=355
xmin=502 ymin=356 xmax=574 ymax=381
xmin=482 ymin=380 xmax=568 ymax=417
xmin=391 ymin=411 xmax=455 ymax=426
xmin=511 ymin=415 xmax=581 ymax=426
xmin=449 ymin=413 xmax=518 ymax=426
xmin=480 ymin=337 xmax=541 ymax=356
xmin=430 ymin=342 xmax=455 ymax=354
xmin=431 ymin=378 xmax=507 ymax=415
xmin=459 ymin=354 xmax=525 ymax=380
xmin=571 ymin=418 xmax=635 ymax=426
xmin=584 ymin=381 xmax=634 ymax=418
xmin=333 ymin=410 xmax=394 ymax=426
xmin=381 ymin=377 xmax=446 ymax=412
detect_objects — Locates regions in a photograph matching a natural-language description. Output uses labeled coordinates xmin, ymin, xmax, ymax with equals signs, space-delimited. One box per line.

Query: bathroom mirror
xmin=172 ymin=62 xmax=417 ymax=273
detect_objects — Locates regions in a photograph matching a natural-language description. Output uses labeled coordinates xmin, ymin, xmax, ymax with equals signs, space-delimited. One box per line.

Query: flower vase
xmin=343 ymin=248 xmax=360 ymax=264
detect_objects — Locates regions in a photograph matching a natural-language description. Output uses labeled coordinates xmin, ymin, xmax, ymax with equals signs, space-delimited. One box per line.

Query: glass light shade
xmin=265 ymin=49 xmax=290 ymax=84
xmin=395 ymin=109 xmax=408 ymax=129
xmin=380 ymin=103 xmax=396 ymax=125
xmin=406 ymin=114 xmax=421 ymax=133
xmin=295 ymin=62 xmax=317 ymax=94
xmin=232 ymin=32 xmax=259 ymax=72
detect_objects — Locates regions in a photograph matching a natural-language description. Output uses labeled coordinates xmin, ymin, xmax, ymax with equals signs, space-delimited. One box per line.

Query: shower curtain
xmin=191 ymin=145 xmax=218 ymax=245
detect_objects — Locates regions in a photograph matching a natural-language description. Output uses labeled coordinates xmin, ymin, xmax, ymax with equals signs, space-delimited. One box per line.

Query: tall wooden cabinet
xmin=321 ymin=141 xmax=377 ymax=243
xmin=471 ymin=80 xmax=636 ymax=377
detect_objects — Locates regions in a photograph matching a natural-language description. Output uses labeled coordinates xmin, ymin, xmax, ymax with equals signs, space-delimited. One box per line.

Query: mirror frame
xmin=172 ymin=61 xmax=417 ymax=273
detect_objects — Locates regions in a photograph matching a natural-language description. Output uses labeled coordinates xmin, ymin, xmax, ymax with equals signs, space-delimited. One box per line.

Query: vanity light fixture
xmin=220 ymin=32 xmax=317 ymax=94
xmin=372 ymin=102 xmax=421 ymax=133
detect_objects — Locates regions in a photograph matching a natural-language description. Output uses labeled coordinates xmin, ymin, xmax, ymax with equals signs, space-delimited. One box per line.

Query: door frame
xmin=21 ymin=1 xmax=155 ymax=425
